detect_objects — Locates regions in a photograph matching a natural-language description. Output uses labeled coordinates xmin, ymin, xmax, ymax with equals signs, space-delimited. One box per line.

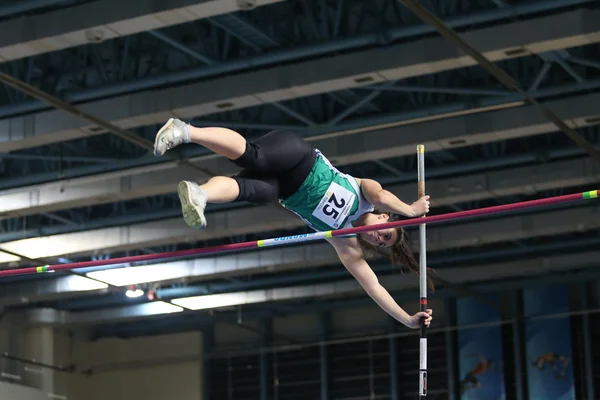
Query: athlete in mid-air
xmin=532 ymin=353 xmax=570 ymax=378
xmin=460 ymin=354 xmax=496 ymax=394
xmin=154 ymin=119 xmax=433 ymax=329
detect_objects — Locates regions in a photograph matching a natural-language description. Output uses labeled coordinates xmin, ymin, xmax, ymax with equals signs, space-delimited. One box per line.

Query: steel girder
xmin=0 ymin=159 xmax=598 ymax=261
xmin=0 ymin=0 xmax=74 ymax=20
xmin=7 ymin=231 xmax=600 ymax=313
xmin=36 ymin=231 xmax=600 ymax=312
xmin=0 ymin=91 xmax=598 ymax=221
xmin=85 ymin=266 xmax=600 ymax=340
xmin=1 ymin=75 xmax=598 ymax=193
xmin=0 ymin=0 xmax=284 ymax=63
xmin=1 ymin=9 xmax=599 ymax=153
xmin=3 ymin=128 xmax=599 ymax=243
xmin=0 ymin=0 xmax=592 ymax=117
xmin=1 ymin=200 xmax=599 ymax=307
xmin=17 ymin=248 xmax=600 ymax=326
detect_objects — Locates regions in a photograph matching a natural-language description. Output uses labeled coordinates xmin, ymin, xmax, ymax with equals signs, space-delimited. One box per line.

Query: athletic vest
xmin=280 ymin=150 xmax=375 ymax=232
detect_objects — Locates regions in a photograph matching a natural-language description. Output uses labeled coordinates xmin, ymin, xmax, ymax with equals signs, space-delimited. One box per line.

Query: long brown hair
xmin=357 ymin=211 xmax=436 ymax=291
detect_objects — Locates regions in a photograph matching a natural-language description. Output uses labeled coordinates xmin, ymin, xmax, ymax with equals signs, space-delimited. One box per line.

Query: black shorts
xmin=230 ymin=130 xmax=316 ymax=204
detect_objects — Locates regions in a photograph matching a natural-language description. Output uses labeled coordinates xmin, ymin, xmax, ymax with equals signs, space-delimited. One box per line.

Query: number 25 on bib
xmin=312 ymin=182 xmax=355 ymax=229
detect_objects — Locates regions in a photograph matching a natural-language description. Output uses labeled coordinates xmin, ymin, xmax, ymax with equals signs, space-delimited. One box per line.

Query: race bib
xmin=311 ymin=182 xmax=356 ymax=229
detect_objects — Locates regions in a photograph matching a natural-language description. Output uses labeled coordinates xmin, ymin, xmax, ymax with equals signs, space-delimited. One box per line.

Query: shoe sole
xmin=177 ymin=181 xmax=207 ymax=230
xmin=153 ymin=117 xmax=174 ymax=156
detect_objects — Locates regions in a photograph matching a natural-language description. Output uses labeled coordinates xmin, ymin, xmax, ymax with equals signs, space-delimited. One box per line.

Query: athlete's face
xmin=359 ymin=213 xmax=398 ymax=248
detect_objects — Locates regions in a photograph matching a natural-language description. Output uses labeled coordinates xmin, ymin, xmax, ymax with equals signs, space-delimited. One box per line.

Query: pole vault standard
xmin=0 ymin=190 xmax=597 ymax=278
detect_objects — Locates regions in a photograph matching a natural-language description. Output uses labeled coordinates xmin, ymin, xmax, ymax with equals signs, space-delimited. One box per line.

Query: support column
xmin=24 ymin=326 xmax=54 ymax=393
xmin=6 ymin=319 xmax=21 ymax=376
xmin=444 ymin=299 xmax=457 ymax=400
xmin=388 ymin=317 xmax=399 ymax=400
xmin=260 ymin=319 xmax=272 ymax=400
xmin=510 ymin=291 xmax=526 ymax=400
xmin=580 ymin=283 xmax=595 ymax=400
xmin=319 ymin=312 xmax=331 ymax=400
xmin=202 ymin=326 xmax=215 ymax=400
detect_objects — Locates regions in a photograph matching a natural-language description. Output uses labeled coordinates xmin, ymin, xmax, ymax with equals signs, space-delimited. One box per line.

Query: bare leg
xmin=153 ymin=119 xmax=247 ymax=230
xmin=175 ymin=176 xmax=240 ymax=229
xmin=188 ymin=126 xmax=247 ymax=160
xmin=153 ymin=118 xmax=246 ymax=160
xmin=200 ymin=176 xmax=240 ymax=203
xmin=184 ymin=127 xmax=245 ymax=203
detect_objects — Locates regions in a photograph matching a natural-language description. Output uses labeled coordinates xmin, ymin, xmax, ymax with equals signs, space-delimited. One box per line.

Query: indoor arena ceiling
xmin=0 ymin=0 xmax=599 ymax=338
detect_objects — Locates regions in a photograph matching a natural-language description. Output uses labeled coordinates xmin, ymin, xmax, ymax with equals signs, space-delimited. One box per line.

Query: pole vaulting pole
xmin=0 ymin=190 xmax=597 ymax=278
xmin=417 ymin=145 xmax=428 ymax=399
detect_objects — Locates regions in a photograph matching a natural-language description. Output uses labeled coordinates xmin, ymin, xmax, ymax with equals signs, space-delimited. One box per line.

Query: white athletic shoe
xmin=177 ymin=180 xmax=208 ymax=230
xmin=153 ymin=118 xmax=189 ymax=157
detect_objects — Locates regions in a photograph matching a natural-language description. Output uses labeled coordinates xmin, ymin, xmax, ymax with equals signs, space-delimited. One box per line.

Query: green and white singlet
xmin=280 ymin=150 xmax=375 ymax=232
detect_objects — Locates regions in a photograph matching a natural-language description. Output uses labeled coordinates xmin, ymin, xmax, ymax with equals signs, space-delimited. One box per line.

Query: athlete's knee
xmin=232 ymin=176 xmax=278 ymax=204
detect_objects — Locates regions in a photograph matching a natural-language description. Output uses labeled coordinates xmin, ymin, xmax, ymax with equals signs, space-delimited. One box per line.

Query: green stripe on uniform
xmin=583 ymin=190 xmax=598 ymax=199
xmin=36 ymin=265 xmax=48 ymax=273
xmin=257 ymin=240 xmax=265 ymax=247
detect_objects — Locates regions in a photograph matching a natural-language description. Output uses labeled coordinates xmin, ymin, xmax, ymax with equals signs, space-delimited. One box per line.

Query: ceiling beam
xmin=1 ymin=91 xmax=599 ymax=219
xmin=19 ymin=248 xmax=600 ymax=326
xmin=0 ymin=0 xmax=590 ymax=118
xmin=89 ymin=266 xmax=600 ymax=341
xmin=0 ymin=0 xmax=284 ymax=63
xmin=0 ymin=242 xmax=335 ymax=307
xmin=2 ymin=9 xmax=599 ymax=152
xmin=1 ymin=203 xmax=599 ymax=306
xmin=1 ymin=160 xmax=598 ymax=260
xmin=398 ymin=0 xmax=600 ymax=164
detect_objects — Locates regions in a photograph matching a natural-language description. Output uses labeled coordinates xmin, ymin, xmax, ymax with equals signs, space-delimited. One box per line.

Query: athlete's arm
xmin=326 ymin=237 xmax=432 ymax=328
xmin=357 ymin=178 xmax=429 ymax=217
